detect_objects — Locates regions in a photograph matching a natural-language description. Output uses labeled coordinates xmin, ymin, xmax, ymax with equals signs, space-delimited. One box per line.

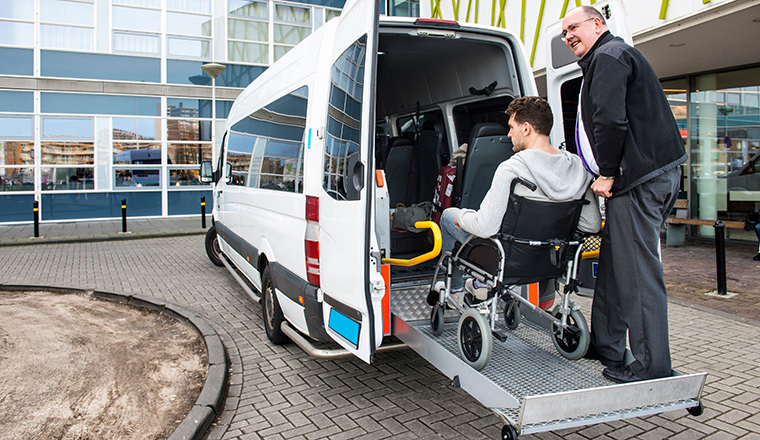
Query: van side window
xmin=227 ymin=86 xmax=308 ymax=192
xmin=323 ymin=35 xmax=366 ymax=201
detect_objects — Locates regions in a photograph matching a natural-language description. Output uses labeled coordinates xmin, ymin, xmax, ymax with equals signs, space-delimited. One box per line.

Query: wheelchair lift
xmin=390 ymin=281 xmax=706 ymax=439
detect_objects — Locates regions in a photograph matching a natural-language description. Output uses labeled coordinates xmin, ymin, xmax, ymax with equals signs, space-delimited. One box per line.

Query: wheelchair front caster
xmin=503 ymin=298 xmax=520 ymax=330
xmin=458 ymin=308 xmax=492 ymax=370
xmin=687 ymin=401 xmax=704 ymax=416
xmin=501 ymin=424 xmax=518 ymax=440
xmin=551 ymin=308 xmax=590 ymax=360
xmin=430 ymin=302 xmax=445 ymax=336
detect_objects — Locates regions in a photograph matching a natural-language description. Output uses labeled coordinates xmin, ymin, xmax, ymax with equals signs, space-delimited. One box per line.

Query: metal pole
xmin=714 ymin=221 xmax=727 ymax=295
xmin=201 ymin=196 xmax=206 ymax=229
xmin=33 ymin=200 xmax=39 ymax=238
xmin=121 ymin=198 xmax=127 ymax=233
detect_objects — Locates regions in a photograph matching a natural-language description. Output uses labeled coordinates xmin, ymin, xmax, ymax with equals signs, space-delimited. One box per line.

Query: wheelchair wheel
xmin=502 ymin=298 xmax=520 ymax=330
xmin=457 ymin=308 xmax=492 ymax=371
xmin=430 ymin=302 xmax=445 ymax=336
xmin=551 ymin=308 xmax=589 ymax=360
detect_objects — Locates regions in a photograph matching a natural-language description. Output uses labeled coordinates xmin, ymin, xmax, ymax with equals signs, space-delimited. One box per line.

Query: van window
xmin=323 ymin=35 xmax=366 ymax=201
xmin=226 ymin=86 xmax=308 ymax=192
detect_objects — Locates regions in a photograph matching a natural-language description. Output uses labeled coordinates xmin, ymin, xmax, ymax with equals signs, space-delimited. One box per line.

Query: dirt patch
xmin=0 ymin=290 xmax=207 ymax=440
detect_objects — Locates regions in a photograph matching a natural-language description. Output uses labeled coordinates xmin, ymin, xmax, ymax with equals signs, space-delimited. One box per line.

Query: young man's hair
xmin=580 ymin=5 xmax=606 ymax=24
xmin=504 ymin=96 xmax=554 ymax=136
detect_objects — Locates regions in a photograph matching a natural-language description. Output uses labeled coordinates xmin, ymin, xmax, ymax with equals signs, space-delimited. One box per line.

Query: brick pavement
xmin=1 ymin=236 xmax=759 ymax=439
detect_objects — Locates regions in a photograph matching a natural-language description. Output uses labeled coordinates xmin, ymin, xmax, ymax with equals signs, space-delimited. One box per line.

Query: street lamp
xmin=201 ymin=62 xmax=226 ymax=163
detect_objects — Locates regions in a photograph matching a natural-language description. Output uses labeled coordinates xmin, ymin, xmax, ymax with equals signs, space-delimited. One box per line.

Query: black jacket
xmin=578 ymin=31 xmax=686 ymax=196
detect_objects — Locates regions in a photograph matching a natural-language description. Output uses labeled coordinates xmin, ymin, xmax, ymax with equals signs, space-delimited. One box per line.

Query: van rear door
xmin=317 ymin=0 xmax=380 ymax=363
xmin=546 ymin=0 xmax=632 ymax=151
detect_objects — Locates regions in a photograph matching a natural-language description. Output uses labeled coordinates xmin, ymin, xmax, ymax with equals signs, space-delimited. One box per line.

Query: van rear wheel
xmin=262 ymin=266 xmax=288 ymax=345
xmin=205 ymin=226 xmax=224 ymax=267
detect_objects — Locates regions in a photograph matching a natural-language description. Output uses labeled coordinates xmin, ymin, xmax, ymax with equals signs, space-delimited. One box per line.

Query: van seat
xmin=416 ymin=121 xmax=445 ymax=203
xmin=385 ymin=136 xmax=415 ymax=207
xmin=460 ymin=122 xmax=512 ymax=209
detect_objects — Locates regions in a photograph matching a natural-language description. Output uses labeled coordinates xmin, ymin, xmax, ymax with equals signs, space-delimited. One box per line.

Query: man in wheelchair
xmin=429 ymin=96 xmax=602 ymax=370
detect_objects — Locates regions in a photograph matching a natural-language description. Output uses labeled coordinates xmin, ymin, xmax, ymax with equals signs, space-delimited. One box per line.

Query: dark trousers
xmin=591 ymin=167 xmax=680 ymax=379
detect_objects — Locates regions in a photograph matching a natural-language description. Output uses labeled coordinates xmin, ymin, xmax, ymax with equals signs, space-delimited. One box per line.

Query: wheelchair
xmin=427 ymin=177 xmax=592 ymax=371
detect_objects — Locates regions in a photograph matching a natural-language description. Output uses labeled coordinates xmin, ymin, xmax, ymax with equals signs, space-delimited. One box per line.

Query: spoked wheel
xmin=262 ymin=266 xmax=288 ymax=345
xmin=457 ymin=308 xmax=492 ymax=370
xmin=502 ymin=298 xmax=520 ymax=330
xmin=501 ymin=424 xmax=519 ymax=440
xmin=430 ymin=302 xmax=445 ymax=336
xmin=205 ymin=226 xmax=224 ymax=267
xmin=551 ymin=307 xmax=589 ymax=360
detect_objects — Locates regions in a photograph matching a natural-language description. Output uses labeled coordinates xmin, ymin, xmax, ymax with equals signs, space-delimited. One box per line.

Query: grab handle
xmin=381 ymin=221 xmax=442 ymax=267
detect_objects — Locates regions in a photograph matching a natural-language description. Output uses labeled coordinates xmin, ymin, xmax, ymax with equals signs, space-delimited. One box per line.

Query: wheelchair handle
xmin=381 ymin=221 xmax=442 ymax=267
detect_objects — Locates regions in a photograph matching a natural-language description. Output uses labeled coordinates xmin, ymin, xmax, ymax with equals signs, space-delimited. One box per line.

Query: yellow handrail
xmin=381 ymin=221 xmax=442 ymax=267
xmin=582 ymin=250 xmax=599 ymax=259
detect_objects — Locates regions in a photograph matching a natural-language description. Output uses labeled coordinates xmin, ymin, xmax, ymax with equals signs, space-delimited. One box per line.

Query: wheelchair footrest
xmin=492 ymin=330 xmax=508 ymax=343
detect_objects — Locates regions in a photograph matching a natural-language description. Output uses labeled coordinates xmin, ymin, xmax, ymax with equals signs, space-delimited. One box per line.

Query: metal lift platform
xmin=390 ymin=281 xmax=707 ymax=438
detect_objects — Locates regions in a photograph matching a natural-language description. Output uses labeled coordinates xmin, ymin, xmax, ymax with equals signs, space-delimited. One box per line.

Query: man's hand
xmin=453 ymin=217 xmax=462 ymax=229
xmin=592 ymin=177 xmax=614 ymax=198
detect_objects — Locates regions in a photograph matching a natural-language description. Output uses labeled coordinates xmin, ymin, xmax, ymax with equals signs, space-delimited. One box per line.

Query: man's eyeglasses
xmin=561 ymin=17 xmax=595 ymax=40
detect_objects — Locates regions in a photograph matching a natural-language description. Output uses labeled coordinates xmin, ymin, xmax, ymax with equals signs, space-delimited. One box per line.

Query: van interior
xmin=374 ymin=28 xmax=520 ymax=280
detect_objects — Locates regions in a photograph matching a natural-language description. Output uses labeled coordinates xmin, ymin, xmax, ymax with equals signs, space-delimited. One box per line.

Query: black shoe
xmin=583 ymin=344 xmax=624 ymax=369
xmin=753 ymin=253 xmax=760 ymax=261
xmin=602 ymin=365 xmax=643 ymax=384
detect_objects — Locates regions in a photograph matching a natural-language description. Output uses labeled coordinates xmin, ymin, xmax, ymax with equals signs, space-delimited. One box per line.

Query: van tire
xmin=262 ymin=266 xmax=288 ymax=345
xmin=205 ymin=226 xmax=224 ymax=267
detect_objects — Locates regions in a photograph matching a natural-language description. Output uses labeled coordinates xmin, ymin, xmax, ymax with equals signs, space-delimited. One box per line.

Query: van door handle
xmin=345 ymin=153 xmax=364 ymax=200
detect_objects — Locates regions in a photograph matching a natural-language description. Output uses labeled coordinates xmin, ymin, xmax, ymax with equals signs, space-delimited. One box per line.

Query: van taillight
xmin=305 ymin=196 xmax=320 ymax=286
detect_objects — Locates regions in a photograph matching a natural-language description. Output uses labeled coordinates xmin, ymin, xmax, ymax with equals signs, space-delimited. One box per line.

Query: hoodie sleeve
xmin=456 ymin=161 xmax=518 ymax=238
xmin=577 ymin=186 xmax=602 ymax=233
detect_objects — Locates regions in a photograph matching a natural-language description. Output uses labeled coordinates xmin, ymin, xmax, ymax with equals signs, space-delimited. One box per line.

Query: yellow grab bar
xmin=381 ymin=221 xmax=442 ymax=267
xmin=582 ymin=250 xmax=599 ymax=259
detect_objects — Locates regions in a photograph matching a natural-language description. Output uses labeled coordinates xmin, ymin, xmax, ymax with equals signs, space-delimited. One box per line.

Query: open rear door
xmin=546 ymin=0 xmax=632 ymax=151
xmin=317 ymin=0 xmax=380 ymax=363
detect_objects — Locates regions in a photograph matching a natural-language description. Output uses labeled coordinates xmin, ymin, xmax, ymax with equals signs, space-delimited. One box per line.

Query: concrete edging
xmin=0 ymin=283 xmax=228 ymax=440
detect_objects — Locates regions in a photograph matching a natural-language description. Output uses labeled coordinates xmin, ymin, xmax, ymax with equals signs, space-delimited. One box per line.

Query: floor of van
xmin=390 ymin=258 xmax=437 ymax=283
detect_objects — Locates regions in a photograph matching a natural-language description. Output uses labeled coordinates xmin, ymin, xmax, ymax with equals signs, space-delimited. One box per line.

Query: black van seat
xmin=460 ymin=122 xmax=512 ymax=209
xmin=415 ymin=121 xmax=445 ymax=203
xmin=385 ymin=136 xmax=415 ymax=207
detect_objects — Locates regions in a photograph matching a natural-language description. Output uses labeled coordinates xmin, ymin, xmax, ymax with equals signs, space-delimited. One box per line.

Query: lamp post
xmin=201 ymin=62 xmax=226 ymax=164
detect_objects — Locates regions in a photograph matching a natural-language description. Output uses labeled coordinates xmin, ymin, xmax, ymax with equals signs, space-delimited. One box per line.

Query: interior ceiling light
xmin=670 ymin=42 xmax=685 ymax=47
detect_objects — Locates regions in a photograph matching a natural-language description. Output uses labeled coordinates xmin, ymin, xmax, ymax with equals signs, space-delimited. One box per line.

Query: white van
xmin=201 ymin=1 xmax=706 ymax=436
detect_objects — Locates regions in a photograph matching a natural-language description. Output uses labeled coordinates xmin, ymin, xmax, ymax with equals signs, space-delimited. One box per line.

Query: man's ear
xmin=522 ymin=121 xmax=533 ymax=136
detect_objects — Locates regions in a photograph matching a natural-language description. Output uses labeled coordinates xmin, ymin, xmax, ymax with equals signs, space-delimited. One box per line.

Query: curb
xmin=0 ymin=283 xmax=228 ymax=440
xmin=0 ymin=230 xmax=206 ymax=247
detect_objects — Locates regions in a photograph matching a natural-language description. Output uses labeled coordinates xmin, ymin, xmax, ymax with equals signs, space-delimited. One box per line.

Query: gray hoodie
xmin=456 ymin=149 xmax=601 ymax=238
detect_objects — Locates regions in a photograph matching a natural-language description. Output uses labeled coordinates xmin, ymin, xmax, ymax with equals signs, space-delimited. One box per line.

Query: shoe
xmin=464 ymin=278 xmax=489 ymax=301
xmin=583 ymin=343 xmax=625 ymax=369
xmin=753 ymin=253 xmax=760 ymax=261
xmin=602 ymin=365 xmax=643 ymax=384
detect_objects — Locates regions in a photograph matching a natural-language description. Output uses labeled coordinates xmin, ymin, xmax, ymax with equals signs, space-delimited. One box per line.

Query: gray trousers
xmin=591 ymin=166 xmax=680 ymax=379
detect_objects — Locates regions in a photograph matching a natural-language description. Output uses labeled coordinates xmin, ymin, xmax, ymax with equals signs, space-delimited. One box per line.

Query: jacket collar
xmin=577 ymin=30 xmax=613 ymax=70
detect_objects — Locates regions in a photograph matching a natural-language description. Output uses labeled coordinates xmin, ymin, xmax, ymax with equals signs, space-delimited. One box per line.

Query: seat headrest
xmin=421 ymin=120 xmax=436 ymax=131
xmin=389 ymin=136 xmax=414 ymax=148
xmin=469 ymin=122 xmax=507 ymax=143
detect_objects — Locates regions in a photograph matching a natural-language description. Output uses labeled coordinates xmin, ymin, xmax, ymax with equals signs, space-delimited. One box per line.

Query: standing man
xmin=562 ymin=6 xmax=686 ymax=383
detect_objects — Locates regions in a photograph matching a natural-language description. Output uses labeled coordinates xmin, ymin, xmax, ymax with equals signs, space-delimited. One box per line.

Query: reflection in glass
xmin=169 ymin=169 xmax=203 ymax=186
xmin=40 ymin=25 xmax=93 ymax=51
xmin=115 ymin=168 xmax=160 ymax=187
xmin=275 ymin=4 xmax=310 ymax=24
xmin=0 ymin=48 xmax=33 ymax=76
xmin=167 ymin=119 xmax=210 ymax=141
xmin=113 ymin=118 xmax=159 ymax=140
xmin=41 ymin=92 xmax=161 ymax=115
xmin=113 ymin=6 xmax=160 ymax=32
xmin=41 ymin=51 xmax=161 ymax=83
xmin=168 ymin=37 xmax=210 ymax=58
xmin=113 ymin=144 xmax=162 ymax=164
xmin=41 ymin=167 xmax=95 ymax=190
xmin=273 ymin=24 xmax=311 ymax=45
xmin=168 ymin=143 xmax=211 ymax=164
xmin=113 ymin=0 xmax=160 ymax=8
xmin=228 ymin=19 xmax=268 ymax=41
xmin=323 ymin=36 xmax=365 ymax=200
xmin=168 ymin=0 xmax=211 ymax=14
xmin=167 ymin=99 xmax=211 ymax=118
xmin=43 ymin=118 xmax=93 ymax=139
xmin=0 ymin=117 xmax=33 ymax=139
xmin=228 ymin=41 xmax=268 ymax=64
xmin=0 ymin=1 xmax=34 ymax=20
xmin=0 ymin=167 xmax=34 ymax=192
xmin=274 ymin=45 xmax=290 ymax=62
xmin=0 ymin=21 xmax=34 ymax=46
xmin=326 ymin=9 xmax=340 ymax=21
xmin=41 ymin=0 xmax=94 ymax=26
xmin=114 ymin=32 xmax=160 ymax=54
xmin=41 ymin=142 xmax=95 ymax=165
xmin=229 ymin=0 xmax=268 ymax=18
xmin=0 ymin=141 xmax=34 ymax=166
xmin=167 ymin=12 xmax=212 ymax=37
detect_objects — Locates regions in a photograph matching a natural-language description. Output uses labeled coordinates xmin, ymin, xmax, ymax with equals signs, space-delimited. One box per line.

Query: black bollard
xmin=201 ymin=196 xmax=206 ymax=229
xmin=33 ymin=200 xmax=40 ymax=238
xmin=121 ymin=198 xmax=127 ymax=233
xmin=714 ymin=221 xmax=727 ymax=296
